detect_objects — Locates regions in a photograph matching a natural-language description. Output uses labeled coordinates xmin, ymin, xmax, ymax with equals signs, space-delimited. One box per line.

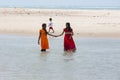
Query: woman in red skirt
xmin=57 ymin=22 xmax=76 ymax=52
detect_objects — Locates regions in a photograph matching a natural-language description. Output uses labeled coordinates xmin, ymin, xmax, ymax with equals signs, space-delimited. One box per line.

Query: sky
xmin=0 ymin=0 xmax=120 ymax=8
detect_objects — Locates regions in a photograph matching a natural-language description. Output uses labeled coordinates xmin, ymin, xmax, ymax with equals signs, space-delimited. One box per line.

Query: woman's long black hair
xmin=42 ymin=23 xmax=48 ymax=35
xmin=66 ymin=22 xmax=72 ymax=31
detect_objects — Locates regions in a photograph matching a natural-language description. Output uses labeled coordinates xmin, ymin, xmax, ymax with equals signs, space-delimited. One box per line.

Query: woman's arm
xmin=71 ymin=31 xmax=74 ymax=36
xmin=47 ymin=32 xmax=57 ymax=37
xmin=47 ymin=31 xmax=64 ymax=37
xmin=38 ymin=32 xmax=41 ymax=45
xmin=58 ymin=31 xmax=64 ymax=36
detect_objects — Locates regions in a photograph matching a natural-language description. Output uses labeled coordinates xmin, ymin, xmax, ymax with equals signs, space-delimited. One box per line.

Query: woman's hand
xmin=38 ymin=40 xmax=39 ymax=45
xmin=54 ymin=35 xmax=58 ymax=37
xmin=69 ymin=36 xmax=72 ymax=39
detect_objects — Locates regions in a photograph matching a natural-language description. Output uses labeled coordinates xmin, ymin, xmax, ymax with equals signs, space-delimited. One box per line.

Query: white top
xmin=49 ymin=21 xmax=53 ymax=27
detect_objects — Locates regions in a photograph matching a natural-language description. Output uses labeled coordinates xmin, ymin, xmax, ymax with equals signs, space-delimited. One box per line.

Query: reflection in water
xmin=63 ymin=51 xmax=75 ymax=56
xmin=40 ymin=52 xmax=48 ymax=56
xmin=40 ymin=51 xmax=49 ymax=61
xmin=63 ymin=51 xmax=75 ymax=62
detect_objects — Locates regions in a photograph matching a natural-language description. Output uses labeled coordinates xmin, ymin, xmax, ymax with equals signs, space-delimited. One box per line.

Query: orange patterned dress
xmin=39 ymin=29 xmax=49 ymax=49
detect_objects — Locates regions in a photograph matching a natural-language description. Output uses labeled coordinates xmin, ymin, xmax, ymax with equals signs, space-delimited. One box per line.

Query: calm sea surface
xmin=0 ymin=34 xmax=120 ymax=80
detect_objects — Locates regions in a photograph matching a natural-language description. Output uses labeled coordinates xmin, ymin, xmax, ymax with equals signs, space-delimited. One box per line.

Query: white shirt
xmin=49 ymin=21 xmax=53 ymax=27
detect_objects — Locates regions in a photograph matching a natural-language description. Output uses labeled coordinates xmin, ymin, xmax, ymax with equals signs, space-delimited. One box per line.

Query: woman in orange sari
xmin=38 ymin=23 xmax=50 ymax=52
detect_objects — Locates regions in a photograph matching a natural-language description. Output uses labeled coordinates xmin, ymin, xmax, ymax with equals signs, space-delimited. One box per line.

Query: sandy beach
xmin=0 ymin=8 xmax=120 ymax=38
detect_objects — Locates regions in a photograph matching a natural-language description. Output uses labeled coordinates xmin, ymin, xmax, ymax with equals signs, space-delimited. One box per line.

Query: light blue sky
xmin=0 ymin=0 xmax=120 ymax=8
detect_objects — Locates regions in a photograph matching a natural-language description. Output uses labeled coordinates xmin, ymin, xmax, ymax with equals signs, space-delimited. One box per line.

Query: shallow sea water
xmin=0 ymin=34 xmax=120 ymax=80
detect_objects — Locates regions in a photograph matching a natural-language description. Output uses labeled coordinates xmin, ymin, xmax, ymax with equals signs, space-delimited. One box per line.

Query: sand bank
xmin=0 ymin=8 xmax=120 ymax=38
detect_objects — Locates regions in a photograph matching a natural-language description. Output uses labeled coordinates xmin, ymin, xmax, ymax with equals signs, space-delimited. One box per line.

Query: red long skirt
xmin=64 ymin=34 xmax=76 ymax=51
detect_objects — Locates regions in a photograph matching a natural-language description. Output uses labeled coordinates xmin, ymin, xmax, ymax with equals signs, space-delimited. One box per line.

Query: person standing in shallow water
xmin=48 ymin=18 xmax=54 ymax=33
xmin=38 ymin=23 xmax=55 ymax=52
xmin=56 ymin=22 xmax=76 ymax=52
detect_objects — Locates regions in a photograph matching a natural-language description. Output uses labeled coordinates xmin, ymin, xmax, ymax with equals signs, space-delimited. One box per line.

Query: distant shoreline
xmin=0 ymin=6 xmax=120 ymax=10
xmin=0 ymin=8 xmax=120 ymax=38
